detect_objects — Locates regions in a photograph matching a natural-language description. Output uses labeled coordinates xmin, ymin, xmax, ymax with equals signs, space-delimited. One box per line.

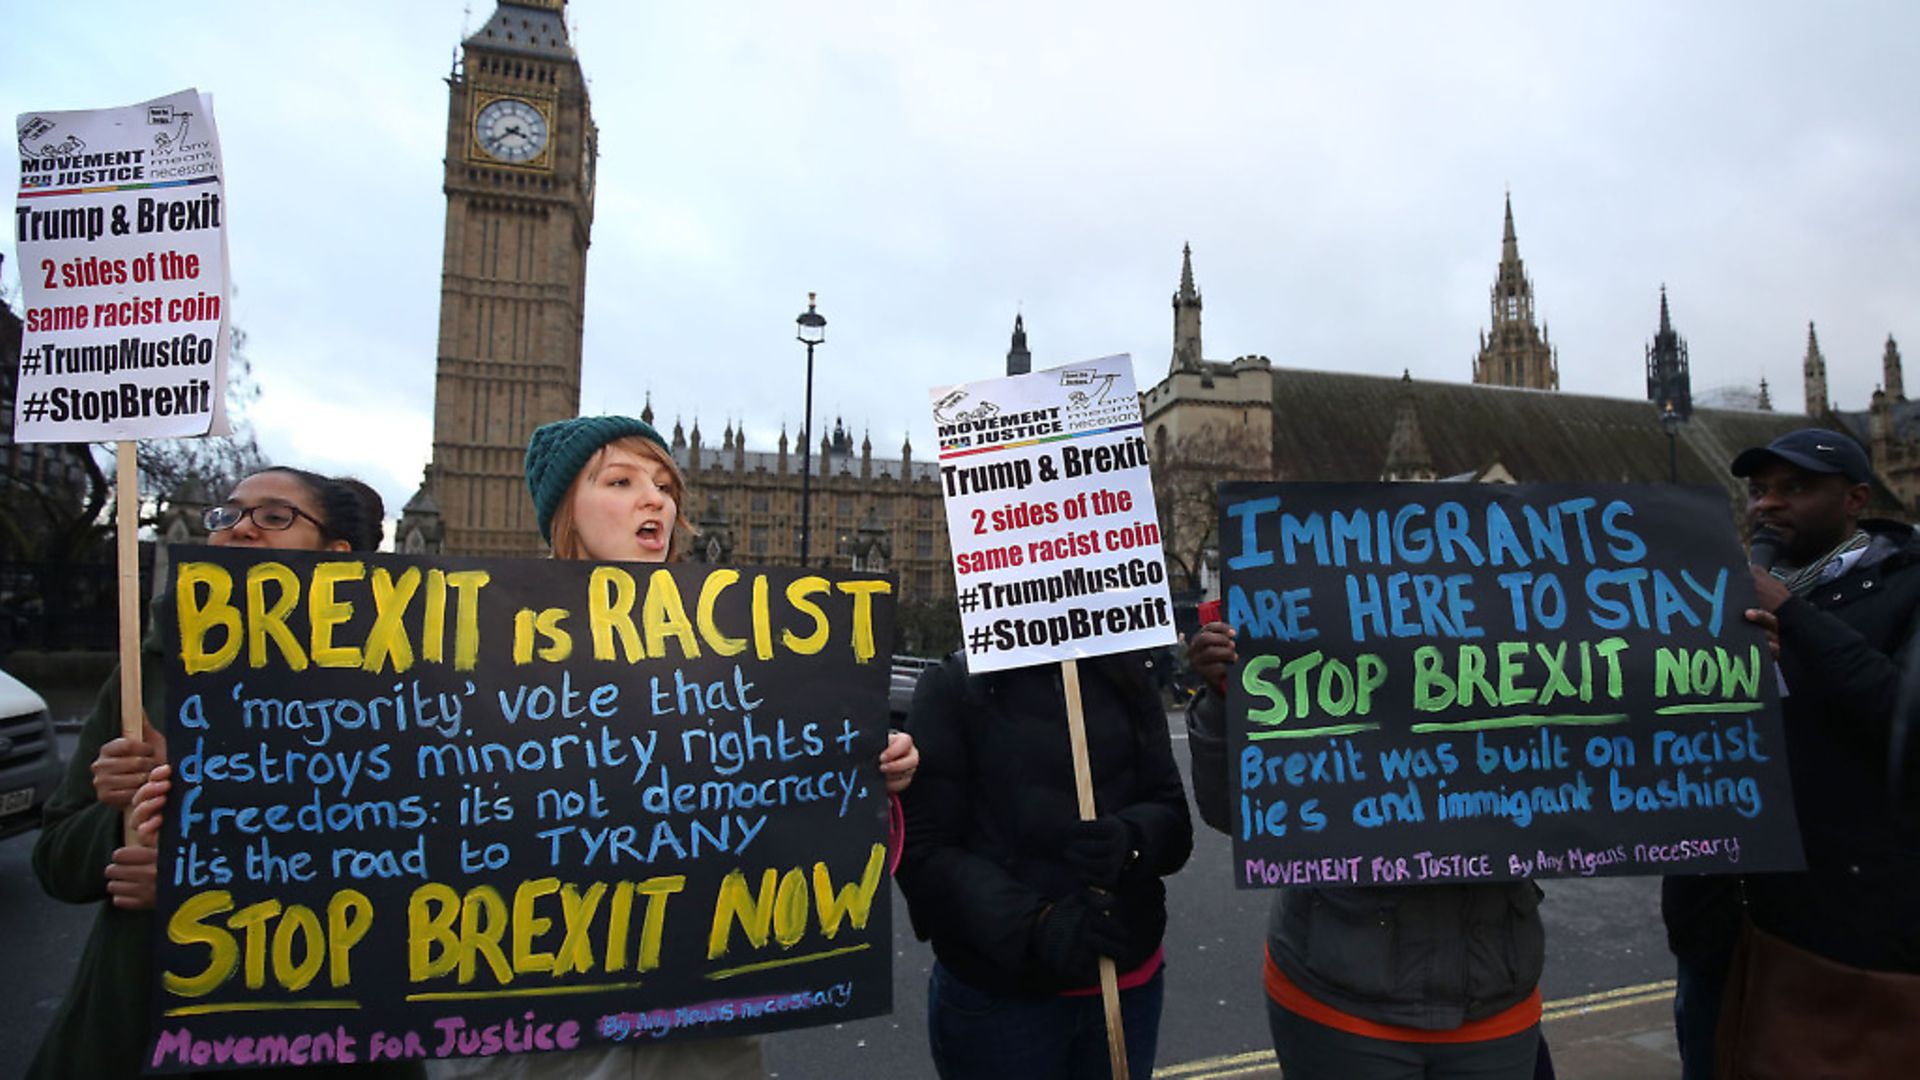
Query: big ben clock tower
xmin=419 ymin=0 xmax=597 ymax=556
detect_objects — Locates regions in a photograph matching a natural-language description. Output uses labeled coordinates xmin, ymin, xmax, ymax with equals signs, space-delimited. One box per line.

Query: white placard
xmin=13 ymin=88 xmax=231 ymax=443
xmin=929 ymin=354 xmax=1177 ymax=673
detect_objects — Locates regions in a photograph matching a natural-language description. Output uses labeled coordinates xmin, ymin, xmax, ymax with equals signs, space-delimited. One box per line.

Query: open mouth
xmin=637 ymin=521 xmax=665 ymax=545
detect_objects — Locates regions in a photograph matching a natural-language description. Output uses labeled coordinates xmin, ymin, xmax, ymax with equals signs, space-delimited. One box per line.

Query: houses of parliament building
xmin=390 ymin=1 xmax=1911 ymax=606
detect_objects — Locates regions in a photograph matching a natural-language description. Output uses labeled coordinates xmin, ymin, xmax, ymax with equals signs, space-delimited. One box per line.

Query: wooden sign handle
xmin=115 ymin=441 xmax=144 ymax=842
xmin=1061 ymin=658 xmax=1129 ymax=1080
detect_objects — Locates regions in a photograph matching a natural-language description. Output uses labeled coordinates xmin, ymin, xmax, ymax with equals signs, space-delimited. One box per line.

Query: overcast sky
xmin=7 ymin=1 xmax=1918 ymax=518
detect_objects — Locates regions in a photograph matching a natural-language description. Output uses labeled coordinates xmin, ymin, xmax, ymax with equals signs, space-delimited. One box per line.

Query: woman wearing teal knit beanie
xmin=439 ymin=415 xmax=919 ymax=1080
xmin=522 ymin=414 xmax=690 ymax=560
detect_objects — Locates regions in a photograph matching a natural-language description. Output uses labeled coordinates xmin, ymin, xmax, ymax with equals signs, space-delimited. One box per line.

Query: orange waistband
xmin=1264 ymin=944 xmax=1540 ymax=1044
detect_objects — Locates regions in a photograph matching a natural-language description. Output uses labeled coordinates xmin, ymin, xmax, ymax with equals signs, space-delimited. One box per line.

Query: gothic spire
xmin=1502 ymin=191 xmax=1518 ymax=264
xmin=1171 ymin=242 xmax=1204 ymax=375
xmin=1803 ymin=321 xmax=1829 ymax=417
xmin=1646 ymin=285 xmax=1691 ymax=419
xmin=1884 ymin=334 xmax=1905 ymax=402
xmin=1006 ymin=312 xmax=1031 ymax=376
xmin=1381 ymin=371 xmax=1437 ymax=482
xmin=1473 ymin=194 xmax=1557 ymax=391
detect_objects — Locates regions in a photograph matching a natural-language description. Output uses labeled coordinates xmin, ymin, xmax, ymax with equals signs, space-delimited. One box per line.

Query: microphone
xmin=1748 ymin=526 xmax=1784 ymax=570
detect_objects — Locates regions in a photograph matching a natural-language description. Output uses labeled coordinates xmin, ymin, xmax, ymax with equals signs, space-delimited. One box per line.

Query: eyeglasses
xmin=204 ymin=502 xmax=328 ymax=534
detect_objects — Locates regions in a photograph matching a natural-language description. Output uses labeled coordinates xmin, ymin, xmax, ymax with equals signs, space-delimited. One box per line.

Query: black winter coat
xmin=1670 ymin=519 xmax=1920 ymax=973
xmin=1188 ymin=688 xmax=1545 ymax=1030
xmin=895 ymin=652 xmax=1193 ymax=996
xmin=1751 ymin=518 xmax=1920 ymax=968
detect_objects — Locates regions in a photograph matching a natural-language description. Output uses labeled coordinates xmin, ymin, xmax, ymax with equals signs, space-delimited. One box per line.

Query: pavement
xmin=1151 ymin=983 xmax=1682 ymax=1079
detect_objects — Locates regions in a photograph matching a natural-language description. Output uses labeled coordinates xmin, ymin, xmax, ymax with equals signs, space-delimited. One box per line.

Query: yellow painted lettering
xmin=642 ymin=570 xmax=701 ymax=660
xmin=511 ymin=877 xmax=560 ymax=975
xmin=707 ymin=868 xmax=777 ymax=959
xmin=407 ymin=883 xmax=460 ymax=981
xmin=163 ymin=890 xmax=238 ymax=997
xmin=535 ymin=608 xmax=572 ymax=661
xmin=814 ymin=843 xmax=887 ymax=938
xmin=836 ymin=580 xmax=891 ymax=663
xmin=245 ymin=563 xmax=307 ymax=671
xmin=176 ymin=562 xmax=242 ymax=674
xmin=781 ymin=576 xmax=831 ymax=655
xmin=589 ymin=566 xmax=643 ymax=661
xmin=751 ymin=575 xmax=773 ymax=661
xmin=773 ymin=868 xmax=809 ymax=947
xmin=308 ymin=561 xmax=366 ymax=668
xmin=632 ymin=874 xmax=684 ymax=973
xmin=604 ymin=882 xmax=633 ymax=973
xmin=230 ymin=898 xmax=282 ymax=989
xmin=696 ymin=569 xmax=747 ymax=657
xmin=446 ymin=571 xmax=489 ymax=672
xmin=459 ymin=885 xmax=512 ymax=984
xmin=422 ymin=570 xmax=447 ymax=664
xmin=363 ymin=567 xmax=420 ymax=673
xmin=554 ymin=882 xmax=608 ymax=976
xmin=513 ymin=609 xmax=537 ymax=665
xmin=271 ymin=905 xmax=326 ymax=990
xmin=327 ymin=889 xmax=372 ymax=987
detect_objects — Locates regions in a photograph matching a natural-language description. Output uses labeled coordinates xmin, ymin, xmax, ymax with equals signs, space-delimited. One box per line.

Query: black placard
xmin=145 ymin=548 xmax=894 ymax=1072
xmin=1218 ymin=482 xmax=1805 ymax=888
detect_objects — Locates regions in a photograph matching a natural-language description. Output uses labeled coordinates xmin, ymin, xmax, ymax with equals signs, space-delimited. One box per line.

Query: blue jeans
xmin=926 ymin=962 xmax=1165 ymax=1080
xmin=1674 ymin=948 xmax=1730 ymax=1080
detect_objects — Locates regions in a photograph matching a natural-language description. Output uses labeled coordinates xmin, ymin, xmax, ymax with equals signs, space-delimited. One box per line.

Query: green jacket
xmin=28 ymin=627 xmax=423 ymax=1079
xmin=28 ymin=637 xmax=167 ymax=1080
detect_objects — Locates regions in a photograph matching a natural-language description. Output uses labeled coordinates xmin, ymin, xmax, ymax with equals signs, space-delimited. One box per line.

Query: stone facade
xmin=411 ymin=0 xmax=597 ymax=557
xmin=668 ymin=410 xmax=954 ymax=600
xmin=1837 ymin=335 xmax=1920 ymax=516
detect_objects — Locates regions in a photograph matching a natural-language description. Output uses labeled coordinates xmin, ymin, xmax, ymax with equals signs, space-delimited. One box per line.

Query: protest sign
xmin=14 ymin=88 xmax=231 ymax=443
xmin=1219 ymin=481 xmax=1804 ymax=887
xmin=926 ymin=354 xmax=1177 ymax=1078
xmin=146 ymin=549 xmax=894 ymax=1072
xmin=929 ymin=354 xmax=1177 ymax=673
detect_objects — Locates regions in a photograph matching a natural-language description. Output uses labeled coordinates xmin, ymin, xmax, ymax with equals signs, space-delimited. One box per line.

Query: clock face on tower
xmin=474 ymin=98 xmax=550 ymax=164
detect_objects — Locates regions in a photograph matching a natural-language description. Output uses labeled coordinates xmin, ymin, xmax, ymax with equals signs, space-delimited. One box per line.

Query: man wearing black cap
xmin=1664 ymin=427 xmax=1920 ymax=1078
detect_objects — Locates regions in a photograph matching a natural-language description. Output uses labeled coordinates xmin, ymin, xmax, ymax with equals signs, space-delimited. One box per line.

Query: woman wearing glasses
xmin=27 ymin=467 xmax=415 ymax=1079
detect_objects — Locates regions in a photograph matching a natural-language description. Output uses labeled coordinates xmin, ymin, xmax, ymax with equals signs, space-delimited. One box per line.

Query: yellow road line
xmin=1153 ymin=979 xmax=1678 ymax=1079
xmin=1159 ymin=1063 xmax=1277 ymax=1079
xmin=1156 ymin=1049 xmax=1274 ymax=1077
xmin=1541 ymin=978 xmax=1675 ymax=1012
xmin=1542 ymin=985 xmax=1675 ymax=1023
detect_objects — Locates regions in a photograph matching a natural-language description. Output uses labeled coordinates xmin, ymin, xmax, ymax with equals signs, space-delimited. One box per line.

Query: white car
xmin=0 ymin=668 xmax=65 ymax=838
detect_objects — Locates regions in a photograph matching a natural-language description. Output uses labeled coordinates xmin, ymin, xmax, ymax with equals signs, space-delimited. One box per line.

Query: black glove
xmin=1032 ymin=889 xmax=1129 ymax=984
xmin=1066 ymin=815 xmax=1135 ymax=888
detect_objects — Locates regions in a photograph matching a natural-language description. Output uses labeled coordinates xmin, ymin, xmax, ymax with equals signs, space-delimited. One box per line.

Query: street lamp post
xmin=1660 ymin=400 xmax=1681 ymax=483
xmin=796 ymin=293 xmax=826 ymax=565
